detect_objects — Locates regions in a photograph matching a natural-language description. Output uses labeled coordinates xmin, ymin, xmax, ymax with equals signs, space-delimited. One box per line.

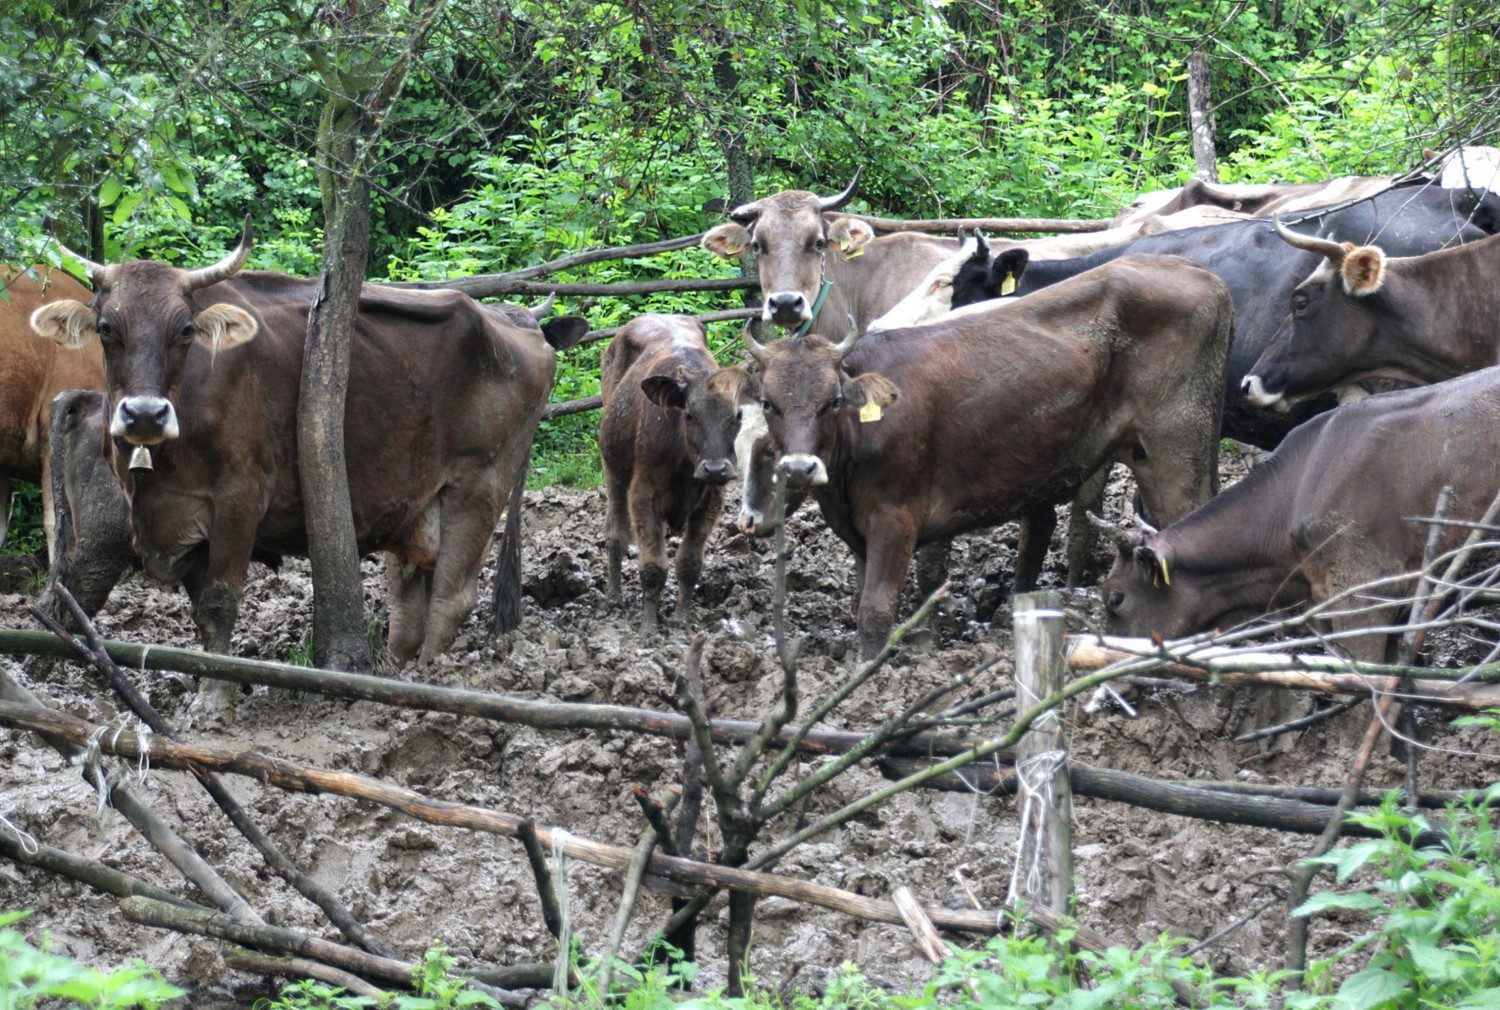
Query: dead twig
xmin=517 ymin=819 xmax=566 ymax=942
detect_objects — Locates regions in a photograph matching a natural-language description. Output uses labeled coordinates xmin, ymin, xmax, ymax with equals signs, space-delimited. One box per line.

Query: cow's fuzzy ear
xmin=1341 ymin=245 xmax=1386 ymax=297
xmin=30 ymin=300 xmax=97 ymax=349
xmin=195 ymin=304 xmax=258 ymax=352
xmin=701 ymin=223 xmax=751 ymax=260
xmin=641 ymin=374 xmax=689 ymax=410
xmin=841 ymin=372 xmax=898 ymax=410
xmin=827 ymin=217 xmax=875 ymax=258
xmin=1134 ymin=543 xmax=1172 ymax=588
xmin=708 ymin=366 xmax=758 ymax=404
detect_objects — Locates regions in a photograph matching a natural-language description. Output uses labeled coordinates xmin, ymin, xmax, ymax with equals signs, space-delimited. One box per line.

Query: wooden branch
xmin=0 ymin=629 xmax=1006 ymax=763
xmin=0 ymin=833 xmax=202 ymax=911
xmin=0 ymin=699 xmax=1007 ymax=935
xmin=516 ymin=820 xmax=565 ymax=942
xmin=33 ymin=590 xmax=394 ymax=958
xmin=380 ymin=232 xmax=710 ymax=291
xmin=1233 ymin=696 xmax=1365 ymax=744
xmin=598 ymin=826 xmax=661 ymax=994
xmin=874 ymin=758 xmax=1440 ymax=842
xmin=892 ymin=886 xmax=947 ymax=964
xmin=119 ymin=896 xmax=520 ymax=1006
xmin=1011 ymin=591 xmax=1072 ymax=915
xmin=376 ymin=275 xmax=754 ymax=299
xmin=0 ymin=665 xmax=261 ymax=923
xmin=1067 ymin=637 xmax=1500 ymax=709
xmin=845 ymin=214 xmax=1112 ymax=235
xmin=222 ymin=947 xmax=385 ymax=1000
xmin=542 ymin=394 xmax=602 ymax=420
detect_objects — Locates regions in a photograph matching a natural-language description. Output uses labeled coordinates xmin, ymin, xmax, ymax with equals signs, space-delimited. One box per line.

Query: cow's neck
xmin=1392 ymin=236 xmax=1500 ymax=379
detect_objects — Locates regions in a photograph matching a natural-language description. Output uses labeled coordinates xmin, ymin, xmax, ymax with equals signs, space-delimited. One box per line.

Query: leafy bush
xmin=0 ymin=909 xmax=184 ymax=1009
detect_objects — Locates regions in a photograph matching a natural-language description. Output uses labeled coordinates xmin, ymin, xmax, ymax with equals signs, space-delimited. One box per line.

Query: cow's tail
xmin=491 ymin=457 xmax=529 ymax=637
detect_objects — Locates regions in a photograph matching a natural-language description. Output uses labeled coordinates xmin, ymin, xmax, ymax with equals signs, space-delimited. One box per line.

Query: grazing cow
xmin=744 ymin=254 xmax=1232 ymax=660
xmin=1242 ymin=226 xmax=1500 ymax=409
xmin=600 ymin=314 xmax=754 ymax=632
xmin=1100 ymin=367 xmax=1500 ymax=662
xmin=30 ymin=219 xmax=589 ymax=671
xmin=0 ymin=266 xmax=103 ymax=551
xmin=949 ymin=183 xmax=1500 ymax=448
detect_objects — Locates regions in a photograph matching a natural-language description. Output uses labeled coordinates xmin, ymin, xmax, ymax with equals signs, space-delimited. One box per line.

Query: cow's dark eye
xmin=1293 ymin=296 xmax=1308 ymax=317
xmin=750 ymin=240 xmax=762 ymax=254
xmin=762 ymin=399 xmax=780 ymax=416
xmin=814 ymin=237 xmax=827 ymax=252
xmin=96 ymin=319 xmax=114 ymax=339
xmin=1107 ymin=591 xmax=1125 ymax=611
xmin=177 ymin=323 xmax=196 ymax=343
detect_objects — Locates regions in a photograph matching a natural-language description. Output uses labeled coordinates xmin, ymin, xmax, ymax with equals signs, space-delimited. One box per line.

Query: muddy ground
xmin=2 ymin=470 xmax=1499 ymax=1007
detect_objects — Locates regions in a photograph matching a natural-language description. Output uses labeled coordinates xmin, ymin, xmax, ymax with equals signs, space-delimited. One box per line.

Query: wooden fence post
xmin=1010 ymin=591 xmax=1073 ymax=917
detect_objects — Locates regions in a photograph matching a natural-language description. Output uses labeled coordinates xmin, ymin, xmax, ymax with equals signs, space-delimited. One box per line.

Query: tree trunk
xmin=710 ymin=46 xmax=759 ymax=314
xmin=1187 ymin=52 xmax=1218 ymax=183
xmin=300 ymin=91 xmax=375 ymax=671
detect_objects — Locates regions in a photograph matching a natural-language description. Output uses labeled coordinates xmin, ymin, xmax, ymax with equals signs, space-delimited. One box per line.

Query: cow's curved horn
xmin=742 ymin=317 xmax=768 ymax=363
xmin=729 ymin=199 xmax=763 ymax=224
xmin=52 ymin=237 xmax=116 ymax=290
xmin=183 ymin=214 xmax=254 ymax=290
xmin=1136 ymin=517 xmax=1159 ymax=536
xmin=1273 ymin=217 xmax=1346 ymax=265
xmin=831 ymin=314 xmax=860 ymax=359
xmin=529 ymin=292 xmax=556 ymax=320
xmin=1087 ymin=511 xmax=1136 ymax=552
xmin=818 ymin=167 xmax=863 ymax=212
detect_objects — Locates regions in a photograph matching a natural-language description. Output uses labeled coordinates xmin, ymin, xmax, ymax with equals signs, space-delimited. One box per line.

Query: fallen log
xmin=222 ymin=948 xmax=385 ymax=1000
xmin=0 ymin=833 xmax=201 ymax=911
xmin=0 ymin=628 xmax=1009 ymax=763
xmin=0 ymin=698 xmax=1004 ymax=936
xmin=119 ymin=897 xmax=521 ymax=1006
xmin=875 ymin=758 xmax=1444 ymax=843
xmin=848 ymin=214 xmax=1112 ymax=235
xmin=541 ymin=394 xmax=602 ymax=420
xmin=1067 ymin=637 xmax=1500 ymax=710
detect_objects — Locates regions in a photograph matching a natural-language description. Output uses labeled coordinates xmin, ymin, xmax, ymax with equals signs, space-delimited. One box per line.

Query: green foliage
xmin=1288 ymin=791 xmax=1500 ymax=1010
xmin=254 ymin=946 xmax=500 ymax=1010
xmin=0 ymin=909 xmax=184 ymax=1009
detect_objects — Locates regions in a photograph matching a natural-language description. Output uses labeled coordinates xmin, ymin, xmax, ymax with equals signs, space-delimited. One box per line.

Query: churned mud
xmin=2 ymin=470 xmax=1498 ymax=1007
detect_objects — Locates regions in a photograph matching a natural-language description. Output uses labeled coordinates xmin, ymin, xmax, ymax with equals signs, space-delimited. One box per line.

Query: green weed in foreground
xmin=254 ymin=947 xmax=499 ymax=1009
xmin=0 ymin=909 xmax=184 ymax=1009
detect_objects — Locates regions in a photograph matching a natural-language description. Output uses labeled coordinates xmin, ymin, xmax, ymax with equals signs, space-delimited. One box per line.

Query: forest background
xmin=2 ymin=0 xmax=1497 ymax=505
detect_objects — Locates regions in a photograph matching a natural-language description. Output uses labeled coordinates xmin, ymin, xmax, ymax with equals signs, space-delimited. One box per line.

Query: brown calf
xmin=600 ymin=314 xmax=753 ymax=632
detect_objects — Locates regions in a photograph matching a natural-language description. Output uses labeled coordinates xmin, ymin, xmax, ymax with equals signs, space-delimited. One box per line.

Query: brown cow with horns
xmin=743 ymin=254 xmax=1233 ymax=660
xmin=30 ymin=219 xmax=587 ymax=682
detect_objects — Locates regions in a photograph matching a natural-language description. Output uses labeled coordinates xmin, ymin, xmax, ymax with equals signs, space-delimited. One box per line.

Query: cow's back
xmin=1285 ymin=371 xmax=1500 ymax=573
xmin=830 ymin=255 xmax=1229 ymax=541
xmin=0 ymin=267 xmax=102 ymax=482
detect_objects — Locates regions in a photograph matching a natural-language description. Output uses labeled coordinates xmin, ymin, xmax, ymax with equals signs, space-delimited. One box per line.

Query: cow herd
xmin=4 ymin=146 xmax=1500 ymax=681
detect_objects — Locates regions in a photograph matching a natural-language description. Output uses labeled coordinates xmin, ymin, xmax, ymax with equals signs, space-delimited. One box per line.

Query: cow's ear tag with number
xmin=859 ymin=402 xmax=883 ymax=423
xmin=1000 ymin=272 xmax=1017 ymax=296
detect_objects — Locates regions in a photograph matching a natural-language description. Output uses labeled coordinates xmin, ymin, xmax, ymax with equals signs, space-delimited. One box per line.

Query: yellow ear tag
xmin=859 ymin=402 xmax=883 ymax=423
xmin=1000 ymin=272 xmax=1017 ymax=296
xmin=1158 ymin=557 xmax=1171 ymax=587
xmin=843 ymin=246 xmax=864 ymax=260
xmin=725 ymin=243 xmax=745 ymax=256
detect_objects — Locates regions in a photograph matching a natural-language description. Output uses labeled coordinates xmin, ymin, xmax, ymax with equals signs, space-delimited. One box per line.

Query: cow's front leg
xmin=854 ymin=511 xmax=918 ymax=662
xmin=181 ymin=530 xmax=255 ymax=718
xmin=674 ymin=486 xmax=725 ymax=623
xmin=386 ymin=554 xmax=431 ymax=665
xmin=628 ymin=483 xmax=668 ymax=634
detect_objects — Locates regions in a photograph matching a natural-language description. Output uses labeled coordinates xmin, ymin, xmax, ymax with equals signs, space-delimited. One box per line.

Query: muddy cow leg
xmin=1065 ymin=466 xmax=1111 ymax=589
xmin=854 ymin=509 xmax=919 ymax=662
xmin=417 ymin=476 xmax=504 ymax=666
xmin=385 ymin=554 xmax=431 ymax=665
xmin=914 ymin=539 xmax=951 ymax=598
xmin=628 ymin=481 xmax=668 ymax=634
xmin=604 ymin=470 xmax=630 ymax=605
xmin=674 ymin=485 xmax=725 ymax=623
xmin=1013 ymin=504 xmax=1057 ymax=593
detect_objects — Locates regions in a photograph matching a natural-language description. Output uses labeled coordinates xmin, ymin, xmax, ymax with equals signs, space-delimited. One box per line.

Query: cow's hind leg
xmin=1013 ymin=504 xmax=1057 ymax=593
xmin=1066 ymin=467 xmax=1111 ymax=589
xmin=418 ymin=478 xmax=503 ymax=666
xmin=386 ymin=554 xmax=431 ymax=665
xmin=674 ymin=486 xmax=725 ymax=623
xmin=604 ymin=473 xmax=630 ymax=605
